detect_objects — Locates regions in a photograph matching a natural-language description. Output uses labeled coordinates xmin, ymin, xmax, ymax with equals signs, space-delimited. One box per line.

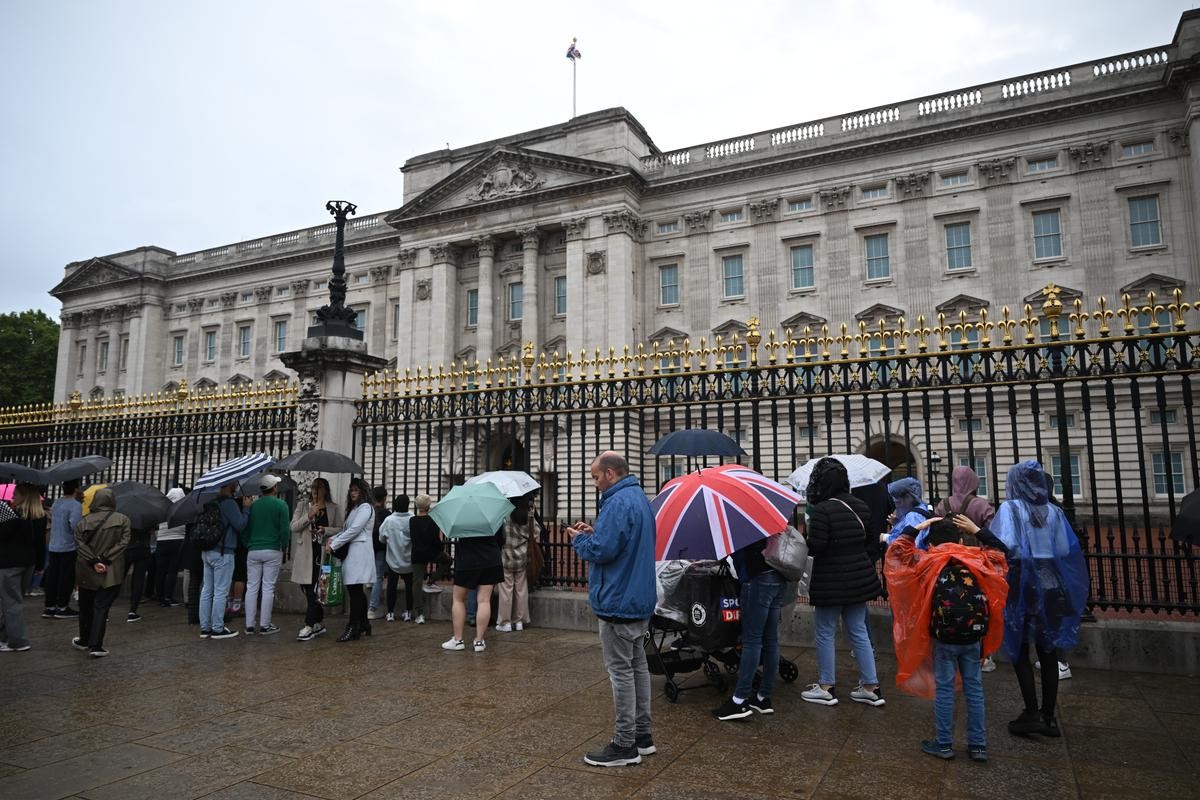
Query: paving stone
xmin=134 ymin=711 xmax=287 ymax=755
xmin=1057 ymin=693 xmax=1166 ymax=733
xmin=812 ymin=753 xmax=942 ymax=800
xmin=253 ymin=741 xmax=428 ymax=800
xmin=361 ymin=741 xmax=546 ymax=800
xmin=938 ymin=752 xmax=1076 ymax=799
xmin=1075 ymin=763 xmax=1200 ymax=800
xmin=0 ymin=724 xmax=146 ymax=769
xmin=79 ymin=744 xmax=293 ymax=800
xmin=493 ymin=765 xmax=645 ymax=800
xmin=657 ymin=735 xmax=839 ymax=797
xmin=0 ymin=742 xmax=185 ymax=800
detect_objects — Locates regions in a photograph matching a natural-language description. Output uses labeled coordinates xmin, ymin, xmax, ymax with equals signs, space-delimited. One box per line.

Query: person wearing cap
xmin=240 ymin=474 xmax=290 ymax=635
xmin=153 ymin=487 xmax=188 ymax=608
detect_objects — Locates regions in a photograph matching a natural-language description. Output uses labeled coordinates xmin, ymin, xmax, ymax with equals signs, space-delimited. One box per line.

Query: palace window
xmin=1128 ymin=195 xmax=1162 ymax=248
xmin=274 ymin=320 xmax=287 ymax=353
xmin=1150 ymin=409 xmax=1177 ymax=425
xmin=508 ymin=282 xmax=523 ymax=321
xmin=466 ymin=289 xmax=478 ymax=326
xmin=1152 ymin=451 xmax=1185 ymax=495
xmin=719 ymin=209 xmax=744 ymax=224
xmin=721 ymin=254 xmax=744 ymax=298
xmin=352 ymin=308 xmax=366 ymax=332
xmin=659 ymin=264 xmax=679 ymax=306
xmin=554 ymin=276 xmax=567 ymax=316
xmin=790 ymin=244 xmax=814 ymax=290
xmin=204 ymin=330 xmax=217 ymax=362
xmin=97 ymin=340 xmax=109 ymax=373
xmin=238 ymin=325 xmax=251 ymax=357
xmin=945 ymin=222 xmax=973 ymax=270
xmin=941 ymin=171 xmax=970 ymax=187
xmin=118 ymin=336 xmax=129 ymax=372
xmin=1032 ymin=210 xmax=1063 ymax=260
xmin=1049 ymin=453 xmax=1082 ymax=497
xmin=861 ymin=185 xmax=888 ymax=201
xmin=787 ymin=197 xmax=813 ymax=212
xmin=1049 ymin=413 xmax=1076 ymax=429
xmin=276 ymin=286 xmax=290 ymax=298
xmin=958 ymin=419 xmax=982 ymax=433
xmin=171 ymin=336 xmax=184 ymax=367
xmin=1027 ymin=156 xmax=1058 ymax=173
xmin=656 ymin=220 xmax=680 ymax=235
xmin=865 ymin=234 xmax=890 ymax=280
xmin=1121 ymin=141 xmax=1154 ymax=158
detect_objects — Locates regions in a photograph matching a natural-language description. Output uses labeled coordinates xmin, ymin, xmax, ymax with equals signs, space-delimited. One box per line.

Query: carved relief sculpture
xmin=895 ymin=172 xmax=931 ymax=197
xmin=397 ymin=248 xmax=419 ymax=268
xmin=220 ymin=292 xmax=237 ymax=309
xmin=602 ymin=210 xmax=642 ymax=239
xmin=565 ymin=217 xmax=588 ymax=241
xmin=466 ymin=162 xmax=545 ymax=202
xmin=415 ymin=279 xmax=432 ymax=301
xmin=749 ymin=199 xmax=780 ymax=223
xmin=428 ymin=243 xmax=452 ymax=264
xmin=254 ymin=286 xmax=273 ymax=303
xmin=819 ymin=187 xmax=851 ymax=210
xmin=370 ymin=265 xmax=392 ymax=284
xmin=683 ymin=210 xmax=712 ymax=233
xmin=1068 ymin=141 xmax=1110 ymax=169
xmin=186 ymin=297 xmax=204 ymax=313
xmin=586 ymin=251 xmax=607 ymax=275
xmin=976 ymin=158 xmax=1016 ymax=183
xmin=473 ymin=236 xmax=496 ymax=259
xmin=290 ymin=279 xmax=310 ymax=296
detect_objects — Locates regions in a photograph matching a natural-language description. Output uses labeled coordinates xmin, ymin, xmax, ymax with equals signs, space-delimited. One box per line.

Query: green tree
xmin=0 ymin=310 xmax=60 ymax=406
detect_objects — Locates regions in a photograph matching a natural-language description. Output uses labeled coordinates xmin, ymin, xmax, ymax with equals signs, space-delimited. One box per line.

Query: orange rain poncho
xmin=884 ymin=535 xmax=1009 ymax=699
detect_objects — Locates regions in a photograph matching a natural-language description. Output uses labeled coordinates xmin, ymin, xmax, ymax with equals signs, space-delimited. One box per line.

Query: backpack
xmin=192 ymin=499 xmax=227 ymax=552
xmin=930 ymin=561 xmax=989 ymax=644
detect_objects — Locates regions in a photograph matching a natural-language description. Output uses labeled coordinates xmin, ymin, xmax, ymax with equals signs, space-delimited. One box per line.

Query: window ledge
xmin=944 ymin=268 xmax=977 ymax=278
xmin=720 ymin=296 xmax=747 ymax=305
xmin=657 ymin=304 xmax=680 ymax=311
xmin=1032 ymin=257 xmax=1068 ymax=268
xmin=789 ymin=287 xmax=817 ymax=296
xmin=863 ymin=278 xmax=894 ymax=287
xmin=1129 ymin=244 xmax=1167 ymax=255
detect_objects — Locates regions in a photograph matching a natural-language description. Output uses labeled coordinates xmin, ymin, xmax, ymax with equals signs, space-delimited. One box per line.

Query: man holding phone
xmin=570 ymin=451 xmax=657 ymax=767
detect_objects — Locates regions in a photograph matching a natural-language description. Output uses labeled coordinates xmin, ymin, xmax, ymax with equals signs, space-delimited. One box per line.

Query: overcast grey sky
xmin=1 ymin=0 xmax=1194 ymax=319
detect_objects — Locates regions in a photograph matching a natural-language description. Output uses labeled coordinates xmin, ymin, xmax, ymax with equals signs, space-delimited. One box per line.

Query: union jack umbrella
xmin=651 ymin=464 xmax=803 ymax=561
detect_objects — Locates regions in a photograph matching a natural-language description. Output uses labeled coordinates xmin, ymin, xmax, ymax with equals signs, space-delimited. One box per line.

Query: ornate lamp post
xmin=307 ymin=201 xmax=363 ymax=340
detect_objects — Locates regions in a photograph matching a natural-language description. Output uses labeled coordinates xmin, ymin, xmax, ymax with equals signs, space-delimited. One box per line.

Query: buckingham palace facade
xmin=50 ymin=13 xmax=1200 ymax=406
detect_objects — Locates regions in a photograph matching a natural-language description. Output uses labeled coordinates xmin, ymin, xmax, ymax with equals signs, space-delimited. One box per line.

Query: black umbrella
xmin=239 ymin=472 xmax=298 ymax=497
xmin=1171 ymin=488 xmax=1200 ymax=545
xmin=167 ymin=488 xmax=219 ymax=527
xmin=648 ymin=429 xmax=746 ymax=458
xmin=0 ymin=462 xmax=45 ymax=484
xmin=41 ymin=455 xmax=113 ymax=484
xmin=273 ymin=448 xmax=364 ymax=474
xmin=108 ymin=481 xmax=172 ymax=530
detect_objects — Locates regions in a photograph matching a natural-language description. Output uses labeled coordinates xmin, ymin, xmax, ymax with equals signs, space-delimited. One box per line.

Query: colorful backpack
xmin=930 ymin=561 xmax=989 ymax=644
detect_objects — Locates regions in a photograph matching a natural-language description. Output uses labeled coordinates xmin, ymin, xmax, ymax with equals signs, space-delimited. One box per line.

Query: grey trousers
xmin=0 ymin=567 xmax=30 ymax=649
xmin=598 ymin=617 xmax=652 ymax=748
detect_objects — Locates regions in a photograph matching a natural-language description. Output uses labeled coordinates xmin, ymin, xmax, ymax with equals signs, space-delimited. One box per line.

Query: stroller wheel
xmin=724 ymin=662 xmax=737 ymax=674
xmin=664 ymin=680 xmax=680 ymax=703
xmin=779 ymin=659 xmax=799 ymax=683
xmin=703 ymin=660 xmax=720 ymax=680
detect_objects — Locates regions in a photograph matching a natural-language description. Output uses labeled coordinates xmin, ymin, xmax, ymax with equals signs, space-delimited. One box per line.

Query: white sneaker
xmin=982 ymin=656 xmax=997 ymax=672
xmin=385 ymin=613 xmax=395 ymax=622
xmin=495 ymin=622 xmax=512 ymax=632
xmin=473 ymin=639 xmax=487 ymax=652
xmin=850 ymin=684 xmax=886 ymax=707
xmin=1058 ymin=661 xmax=1072 ymax=680
xmin=442 ymin=637 xmax=465 ymax=651
xmin=297 ymin=626 xmax=314 ymax=640
xmin=515 ymin=621 xmax=524 ymax=631
xmin=801 ymin=684 xmax=838 ymax=706
xmin=415 ymin=614 xmax=426 ymax=625
xmin=423 ymin=584 xmax=442 ymax=594
xmin=401 ymin=611 xmax=412 ymax=622
xmin=367 ymin=608 xmax=381 ymax=620
xmin=312 ymin=623 xmax=327 ymax=637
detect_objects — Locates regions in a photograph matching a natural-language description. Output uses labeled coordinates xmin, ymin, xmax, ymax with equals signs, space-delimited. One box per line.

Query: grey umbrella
xmin=648 ymin=429 xmax=746 ymax=458
xmin=167 ymin=488 xmax=219 ymax=526
xmin=0 ymin=462 xmax=45 ymax=484
xmin=273 ymin=448 xmax=364 ymax=474
xmin=108 ymin=481 xmax=173 ymax=529
xmin=40 ymin=455 xmax=113 ymax=484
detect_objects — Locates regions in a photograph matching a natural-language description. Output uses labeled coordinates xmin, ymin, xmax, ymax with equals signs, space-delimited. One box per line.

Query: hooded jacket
xmin=572 ymin=474 xmax=657 ymax=620
xmin=934 ymin=466 xmax=997 ymax=529
xmin=73 ymin=488 xmax=131 ymax=590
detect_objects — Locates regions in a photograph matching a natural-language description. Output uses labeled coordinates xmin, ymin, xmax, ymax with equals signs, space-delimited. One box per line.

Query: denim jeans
xmin=245 ymin=549 xmax=283 ymax=629
xmin=933 ymin=640 xmax=986 ymax=748
xmin=598 ymin=618 xmax=652 ymax=748
xmin=200 ymin=549 xmax=235 ymax=632
xmin=368 ymin=550 xmax=386 ymax=610
xmin=813 ymin=603 xmax=878 ymax=687
xmin=734 ymin=571 xmax=787 ymax=700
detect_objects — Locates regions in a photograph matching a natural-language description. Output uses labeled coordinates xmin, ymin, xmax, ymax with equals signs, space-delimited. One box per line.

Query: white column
xmin=518 ymin=226 xmax=541 ymax=353
xmin=53 ymin=313 xmax=77 ymax=402
xmin=564 ymin=217 xmax=588 ymax=356
xmin=603 ymin=211 xmax=639 ymax=348
xmin=429 ymin=243 xmax=458 ymax=370
xmin=475 ymin=236 xmax=496 ymax=361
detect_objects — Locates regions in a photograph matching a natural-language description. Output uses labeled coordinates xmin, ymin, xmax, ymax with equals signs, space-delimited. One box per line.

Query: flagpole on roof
xmin=566 ymin=37 xmax=580 ymax=119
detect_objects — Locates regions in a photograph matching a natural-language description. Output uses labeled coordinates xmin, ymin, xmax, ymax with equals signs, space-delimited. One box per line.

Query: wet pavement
xmin=0 ymin=603 xmax=1197 ymax=800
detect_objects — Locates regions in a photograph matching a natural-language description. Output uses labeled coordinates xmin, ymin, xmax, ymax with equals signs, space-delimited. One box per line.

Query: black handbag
xmin=332 ymin=541 xmax=351 ymax=561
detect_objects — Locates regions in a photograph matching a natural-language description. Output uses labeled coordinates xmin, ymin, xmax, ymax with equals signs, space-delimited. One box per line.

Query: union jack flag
xmin=566 ymin=40 xmax=581 ymax=61
xmin=651 ymin=464 xmax=802 ymax=561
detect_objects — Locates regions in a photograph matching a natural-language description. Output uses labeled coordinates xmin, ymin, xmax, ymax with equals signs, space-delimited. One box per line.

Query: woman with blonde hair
xmin=0 ymin=484 xmax=46 ymax=652
xmin=290 ymin=477 xmax=342 ymax=641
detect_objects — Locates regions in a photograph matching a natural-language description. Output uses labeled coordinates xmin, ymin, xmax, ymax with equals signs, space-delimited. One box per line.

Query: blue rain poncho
xmin=885 ymin=477 xmax=932 ymax=547
xmin=990 ymin=461 xmax=1089 ymax=658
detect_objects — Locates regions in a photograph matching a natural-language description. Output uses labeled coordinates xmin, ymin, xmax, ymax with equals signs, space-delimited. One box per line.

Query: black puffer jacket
xmin=806 ymin=492 xmax=881 ymax=606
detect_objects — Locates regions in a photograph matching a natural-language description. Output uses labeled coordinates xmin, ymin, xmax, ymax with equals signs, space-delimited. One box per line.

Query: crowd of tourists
xmin=0 ymin=449 xmax=1087 ymax=768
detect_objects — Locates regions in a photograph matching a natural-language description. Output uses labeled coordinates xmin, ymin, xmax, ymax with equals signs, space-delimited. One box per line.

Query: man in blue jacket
xmin=570 ymin=451 xmax=656 ymax=767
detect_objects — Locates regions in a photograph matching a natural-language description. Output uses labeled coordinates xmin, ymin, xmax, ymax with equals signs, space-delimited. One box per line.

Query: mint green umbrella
xmin=430 ymin=482 xmax=515 ymax=539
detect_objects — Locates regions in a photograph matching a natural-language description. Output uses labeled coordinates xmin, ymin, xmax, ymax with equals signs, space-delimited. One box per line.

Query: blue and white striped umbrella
xmin=193 ymin=453 xmax=275 ymax=492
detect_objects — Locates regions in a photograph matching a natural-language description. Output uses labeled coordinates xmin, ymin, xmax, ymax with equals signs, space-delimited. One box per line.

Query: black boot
xmin=1041 ymin=713 xmax=1061 ymax=737
xmin=1008 ymin=709 xmax=1043 ymax=736
xmin=362 ymin=623 xmax=372 ymax=637
xmin=336 ymin=624 xmax=360 ymax=642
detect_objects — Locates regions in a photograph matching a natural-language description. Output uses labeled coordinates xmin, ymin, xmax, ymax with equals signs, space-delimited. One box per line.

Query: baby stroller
xmin=648 ymin=560 xmax=799 ymax=703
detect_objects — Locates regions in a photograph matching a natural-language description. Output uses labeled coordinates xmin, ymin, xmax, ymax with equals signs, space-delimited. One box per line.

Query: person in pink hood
xmin=934 ymin=465 xmax=999 ymax=672
xmin=934 ymin=466 xmax=996 ymax=532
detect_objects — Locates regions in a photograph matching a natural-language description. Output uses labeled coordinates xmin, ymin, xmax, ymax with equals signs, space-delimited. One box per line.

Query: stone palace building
xmin=51 ymin=12 xmax=1200 ymax=407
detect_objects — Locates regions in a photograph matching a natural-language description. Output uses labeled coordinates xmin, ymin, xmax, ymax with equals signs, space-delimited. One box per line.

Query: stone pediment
xmin=935 ymin=294 xmax=990 ymax=315
xmin=781 ymin=311 xmax=827 ymax=332
xmin=387 ymin=146 xmax=636 ymax=225
xmin=1023 ymin=285 xmax=1081 ymax=304
xmin=51 ymin=257 xmax=143 ymax=296
xmin=855 ymin=303 xmax=905 ymax=324
xmin=648 ymin=326 xmax=688 ymax=344
xmin=711 ymin=319 xmax=748 ymax=339
xmin=1120 ymin=272 xmax=1184 ymax=298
